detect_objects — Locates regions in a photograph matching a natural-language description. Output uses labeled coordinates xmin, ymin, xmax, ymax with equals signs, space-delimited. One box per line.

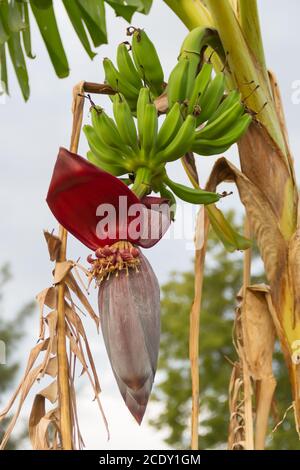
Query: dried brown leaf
xmin=241 ymin=285 xmax=276 ymax=379
xmin=44 ymin=231 xmax=62 ymax=262
xmin=206 ymin=157 xmax=286 ymax=303
xmin=36 ymin=287 xmax=57 ymax=339
xmin=53 ymin=261 xmax=73 ymax=284
xmin=65 ymin=272 xmax=99 ymax=328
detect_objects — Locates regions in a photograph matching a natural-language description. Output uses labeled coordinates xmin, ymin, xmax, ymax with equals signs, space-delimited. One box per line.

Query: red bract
xmin=46 ymin=148 xmax=170 ymax=250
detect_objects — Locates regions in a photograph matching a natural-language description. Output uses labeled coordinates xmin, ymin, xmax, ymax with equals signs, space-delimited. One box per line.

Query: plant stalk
xmin=163 ymin=0 xmax=213 ymax=29
xmin=131 ymin=167 xmax=152 ymax=198
xmin=238 ymin=0 xmax=270 ymax=87
xmin=205 ymin=0 xmax=286 ymax=156
xmin=56 ymin=83 xmax=86 ymax=450
xmin=190 ymin=208 xmax=209 ymax=449
xmin=57 ymin=225 xmax=72 ymax=450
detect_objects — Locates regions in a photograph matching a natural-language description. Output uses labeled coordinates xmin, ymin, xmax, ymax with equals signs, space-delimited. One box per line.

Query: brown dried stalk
xmin=190 ymin=207 xmax=209 ymax=450
xmin=56 ymin=82 xmax=85 ymax=449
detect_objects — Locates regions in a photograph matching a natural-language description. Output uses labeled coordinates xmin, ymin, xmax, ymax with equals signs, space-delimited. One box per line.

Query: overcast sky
xmin=0 ymin=0 xmax=300 ymax=450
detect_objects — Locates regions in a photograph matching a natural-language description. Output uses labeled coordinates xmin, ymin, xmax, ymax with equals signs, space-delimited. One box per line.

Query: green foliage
xmin=0 ymin=0 xmax=153 ymax=100
xmin=150 ymin=212 xmax=300 ymax=450
xmin=0 ymin=264 xmax=35 ymax=449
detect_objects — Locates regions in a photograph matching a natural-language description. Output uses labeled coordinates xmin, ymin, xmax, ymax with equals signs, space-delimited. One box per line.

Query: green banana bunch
xmin=164 ymin=175 xmax=220 ymax=205
xmin=103 ymin=29 xmax=164 ymax=111
xmin=166 ymin=26 xmax=225 ymax=119
xmin=85 ymin=91 xmax=198 ymax=177
xmin=129 ymin=28 xmax=164 ymax=97
xmin=178 ymin=26 xmax=220 ymax=100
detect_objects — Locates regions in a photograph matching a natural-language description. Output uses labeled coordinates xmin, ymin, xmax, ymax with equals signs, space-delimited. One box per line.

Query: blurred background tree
xmin=0 ymin=264 xmax=35 ymax=449
xmin=150 ymin=211 xmax=300 ymax=450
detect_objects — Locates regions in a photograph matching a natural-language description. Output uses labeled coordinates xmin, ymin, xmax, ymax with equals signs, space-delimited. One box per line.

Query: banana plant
xmin=164 ymin=0 xmax=300 ymax=448
xmin=2 ymin=0 xmax=299 ymax=452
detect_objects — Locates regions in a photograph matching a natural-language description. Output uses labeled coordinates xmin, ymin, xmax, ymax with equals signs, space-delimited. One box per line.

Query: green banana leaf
xmin=21 ymin=3 xmax=35 ymax=59
xmin=106 ymin=1 xmax=137 ymax=22
xmin=7 ymin=31 xmax=29 ymax=100
xmin=29 ymin=0 xmax=69 ymax=78
xmin=76 ymin=0 xmax=107 ymax=48
xmin=62 ymin=0 xmax=96 ymax=59
xmin=0 ymin=0 xmax=153 ymax=101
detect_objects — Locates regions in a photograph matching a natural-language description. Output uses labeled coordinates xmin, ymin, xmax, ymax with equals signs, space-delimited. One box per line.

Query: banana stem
xmin=237 ymin=0 xmax=269 ymax=85
xmin=131 ymin=167 xmax=152 ymax=199
xmin=163 ymin=0 xmax=213 ymax=29
xmin=205 ymin=0 xmax=286 ymax=157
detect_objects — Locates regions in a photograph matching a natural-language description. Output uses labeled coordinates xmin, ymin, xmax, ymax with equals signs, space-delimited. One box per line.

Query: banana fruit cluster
xmin=166 ymin=27 xmax=252 ymax=156
xmin=84 ymin=89 xmax=220 ymax=206
xmin=83 ymin=26 xmax=253 ymax=208
xmin=103 ymin=28 xmax=164 ymax=111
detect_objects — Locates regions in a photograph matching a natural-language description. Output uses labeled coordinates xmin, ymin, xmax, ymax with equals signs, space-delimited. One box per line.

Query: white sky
xmin=0 ymin=0 xmax=300 ymax=450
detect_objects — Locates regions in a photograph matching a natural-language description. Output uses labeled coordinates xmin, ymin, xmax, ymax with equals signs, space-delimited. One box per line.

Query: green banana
xmin=87 ymin=151 xmax=127 ymax=177
xmin=130 ymin=28 xmax=164 ymax=96
xmin=116 ymin=42 xmax=143 ymax=90
xmin=141 ymin=103 xmax=158 ymax=158
xmin=164 ymin=175 xmax=220 ymax=205
xmin=103 ymin=57 xmax=139 ymax=101
xmin=90 ymin=106 xmax=123 ymax=150
xmin=157 ymin=114 xmax=196 ymax=163
xmin=156 ymin=102 xmax=183 ymax=150
xmin=167 ymin=57 xmax=189 ymax=108
xmin=112 ymin=93 xmax=138 ymax=150
xmin=187 ymin=62 xmax=213 ymax=113
xmin=197 ymin=72 xmax=225 ymax=124
xmin=136 ymin=87 xmax=151 ymax=146
xmin=196 ymin=101 xmax=244 ymax=140
xmin=209 ymin=90 xmax=241 ymax=121
xmin=193 ymin=114 xmax=252 ymax=155
xmin=83 ymin=125 xmax=126 ymax=165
